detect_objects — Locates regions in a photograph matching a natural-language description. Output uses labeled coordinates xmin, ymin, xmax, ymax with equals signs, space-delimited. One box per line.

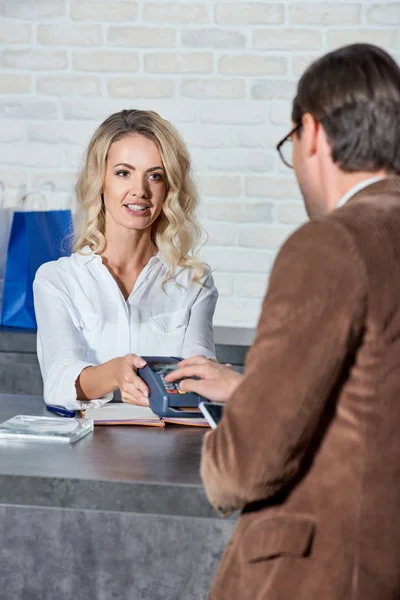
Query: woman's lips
xmin=123 ymin=203 xmax=151 ymax=217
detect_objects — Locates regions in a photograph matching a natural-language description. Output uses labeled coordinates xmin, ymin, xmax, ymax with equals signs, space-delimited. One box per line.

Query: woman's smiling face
xmin=102 ymin=133 xmax=167 ymax=233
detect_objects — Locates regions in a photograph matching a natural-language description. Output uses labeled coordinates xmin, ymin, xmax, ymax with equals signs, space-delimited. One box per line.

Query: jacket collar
xmin=348 ymin=175 xmax=400 ymax=204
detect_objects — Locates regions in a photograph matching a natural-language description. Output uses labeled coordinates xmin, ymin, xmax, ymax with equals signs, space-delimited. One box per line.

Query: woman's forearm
xmin=76 ymin=357 xmax=120 ymax=401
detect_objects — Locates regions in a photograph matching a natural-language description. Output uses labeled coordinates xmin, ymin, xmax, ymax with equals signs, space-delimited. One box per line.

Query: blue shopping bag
xmin=1 ymin=209 xmax=73 ymax=329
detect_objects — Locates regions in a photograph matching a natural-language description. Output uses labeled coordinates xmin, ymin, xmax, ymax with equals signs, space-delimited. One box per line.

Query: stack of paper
xmin=81 ymin=403 xmax=209 ymax=427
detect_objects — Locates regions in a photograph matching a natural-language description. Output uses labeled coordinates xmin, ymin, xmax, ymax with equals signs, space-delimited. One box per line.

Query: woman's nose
xmin=129 ymin=179 xmax=147 ymax=198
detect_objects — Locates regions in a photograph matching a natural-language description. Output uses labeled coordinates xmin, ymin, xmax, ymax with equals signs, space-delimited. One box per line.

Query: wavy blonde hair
xmin=73 ymin=109 xmax=207 ymax=283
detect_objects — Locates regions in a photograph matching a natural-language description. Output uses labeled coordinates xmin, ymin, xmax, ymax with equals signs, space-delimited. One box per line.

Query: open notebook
xmin=81 ymin=403 xmax=209 ymax=427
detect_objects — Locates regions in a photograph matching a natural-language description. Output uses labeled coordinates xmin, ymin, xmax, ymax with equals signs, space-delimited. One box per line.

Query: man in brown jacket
xmin=165 ymin=44 xmax=400 ymax=599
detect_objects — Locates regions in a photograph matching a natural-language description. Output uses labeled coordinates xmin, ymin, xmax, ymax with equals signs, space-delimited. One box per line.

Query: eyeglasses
xmin=276 ymin=123 xmax=302 ymax=169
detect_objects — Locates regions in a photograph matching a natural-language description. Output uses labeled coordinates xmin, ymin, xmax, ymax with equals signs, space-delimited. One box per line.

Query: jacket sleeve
xmin=200 ymin=219 xmax=367 ymax=514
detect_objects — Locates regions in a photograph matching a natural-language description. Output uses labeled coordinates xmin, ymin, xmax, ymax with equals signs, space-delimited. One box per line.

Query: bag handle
xmin=20 ymin=183 xmax=53 ymax=211
xmin=20 ymin=182 xmax=75 ymax=212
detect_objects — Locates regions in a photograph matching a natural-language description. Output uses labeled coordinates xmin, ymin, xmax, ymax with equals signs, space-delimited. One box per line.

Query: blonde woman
xmin=33 ymin=109 xmax=218 ymax=410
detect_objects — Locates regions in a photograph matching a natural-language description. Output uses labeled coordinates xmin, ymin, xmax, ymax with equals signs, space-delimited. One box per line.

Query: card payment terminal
xmin=137 ymin=356 xmax=206 ymax=418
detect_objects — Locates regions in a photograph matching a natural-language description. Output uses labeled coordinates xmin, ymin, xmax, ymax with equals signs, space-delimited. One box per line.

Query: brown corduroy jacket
xmin=201 ymin=177 xmax=400 ymax=600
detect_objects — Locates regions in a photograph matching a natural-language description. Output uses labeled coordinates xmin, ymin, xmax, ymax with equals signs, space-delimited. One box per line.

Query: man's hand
xmin=164 ymin=355 xmax=243 ymax=402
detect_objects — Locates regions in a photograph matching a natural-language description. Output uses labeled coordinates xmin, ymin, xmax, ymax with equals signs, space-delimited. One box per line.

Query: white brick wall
xmin=0 ymin=0 xmax=398 ymax=327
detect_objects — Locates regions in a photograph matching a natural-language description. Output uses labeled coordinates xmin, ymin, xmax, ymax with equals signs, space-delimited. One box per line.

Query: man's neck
xmin=328 ymin=169 xmax=388 ymax=210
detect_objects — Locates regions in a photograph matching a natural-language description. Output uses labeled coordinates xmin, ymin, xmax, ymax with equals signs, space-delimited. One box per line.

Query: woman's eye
xmin=116 ymin=170 xmax=129 ymax=178
xmin=149 ymin=172 xmax=163 ymax=182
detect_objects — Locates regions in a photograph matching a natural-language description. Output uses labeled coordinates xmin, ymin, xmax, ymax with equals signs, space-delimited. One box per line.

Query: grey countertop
xmin=0 ymin=394 xmax=228 ymax=519
xmin=0 ymin=325 xmax=255 ymax=353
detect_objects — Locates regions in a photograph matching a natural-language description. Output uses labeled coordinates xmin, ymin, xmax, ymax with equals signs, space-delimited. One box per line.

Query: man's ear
xmin=301 ymin=113 xmax=319 ymax=158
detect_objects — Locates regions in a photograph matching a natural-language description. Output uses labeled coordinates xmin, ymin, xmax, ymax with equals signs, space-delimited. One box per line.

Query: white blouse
xmin=33 ymin=248 xmax=218 ymax=410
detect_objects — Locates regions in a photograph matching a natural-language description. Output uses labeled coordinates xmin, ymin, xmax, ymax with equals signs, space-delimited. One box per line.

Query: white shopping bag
xmin=0 ymin=182 xmax=15 ymax=315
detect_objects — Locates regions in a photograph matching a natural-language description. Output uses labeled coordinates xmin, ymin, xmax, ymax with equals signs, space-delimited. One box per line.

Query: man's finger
xmin=164 ymin=363 xmax=211 ymax=382
xmin=179 ymin=378 xmax=228 ymax=403
xmin=177 ymin=355 xmax=210 ymax=367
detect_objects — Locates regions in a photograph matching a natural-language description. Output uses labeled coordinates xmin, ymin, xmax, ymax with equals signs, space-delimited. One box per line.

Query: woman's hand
xmin=164 ymin=355 xmax=243 ymax=403
xmin=112 ymin=354 xmax=150 ymax=406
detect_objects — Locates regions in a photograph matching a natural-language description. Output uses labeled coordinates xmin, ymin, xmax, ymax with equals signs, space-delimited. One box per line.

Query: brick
xmin=200 ymin=247 xmax=271 ymax=273
xmin=220 ymin=55 xmax=287 ymax=76
xmin=0 ymin=74 xmax=31 ymax=94
xmin=253 ymin=29 xmax=322 ymax=51
xmin=62 ymin=99 xmax=197 ymax=123
xmin=62 ymin=99 xmax=125 ymax=121
xmin=182 ymin=28 xmax=245 ymax=49
xmin=143 ymin=3 xmax=208 ymax=24
xmin=245 ymin=176 xmax=299 ymax=199
xmin=212 ymin=296 xmax=263 ymax=326
xmin=289 ymin=3 xmax=361 ymax=25
xmin=197 ymin=175 xmax=241 ymax=197
xmin=327 ymin=29 xmax=398 ymax=50
xmin=0 ymin=143 xmax=64 ymax=168
xmin=2 ymin=50 xmax=67 ymax=70
xmin=194 ymin=149 xmax=274 ymax=173
xmin=252 ymin=79 xmax=296 ymax=101
xmin=0 ymin=121 xmax=25 ymax=142
xmin=28 ymin=122 xmax=95 ymax=145
xmin=71 ymin=1 xmax=137 ymax=21
xmin=144 ymin=52 xmax=212 ymax=74
xmin=133 ymin=101 xmax=197 ymax=124
xmin=209 ymin=272 xmax=234 ymax=296
xmin=73 ymin=51 xmax=139 ymax=72
xmin=181 ymin=78 xmax=245 ymax=99
xmin=366 ymin=4 xmax=400 ymax=25
xmin=215 ymin=3 xmax=284 ymax=25
xmin=291 ymin=54 xmax=319 ymax=77
xmin=65 ymin=145 xmax=85 ymax=168
xmin=181 ymin=125 xmax=233 ymax=149
xmin=0 ymin=167 xmax=28 ymax=189
xmin=37 ymin=24 xmax=102 ymax=46
xmin=31 ymin=171 xmax=78 ymax=192
xmin=0 ymin=100 xmax=58 ymax=120
xmin=37 ymin=76 xmax=101 ymax=97
xmin=108 ymin=26 xmax=176 ymax=48
xmin=236 ymin=125 xmax=287 ymax=149
xmin=108 ymin=77 xmax=174 ymax=99
xmin=238 ymin=226 xmax=294 ymax=248
xmin=270 ymin=100 xmax=292 ymax=126
xmin=0 ymin=0 xmax=65 ymax=19
xmin=202 ymin=221 xmax=237 ymax=246
xmin=236 ymin=274 xmax=267 ymax=298
xmin=278 ymin=203 xmax=308 ymax=225
xmin=207 ymin=200 xmax=274 ymax=223
xmin=0 ymin=21 xmax=32 ymax=43
xmin=200 ymin=101 xmax=269 ymax=125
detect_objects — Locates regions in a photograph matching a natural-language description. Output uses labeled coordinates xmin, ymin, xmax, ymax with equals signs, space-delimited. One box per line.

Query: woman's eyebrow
xmin=113 ymin=162 xmax=164 ymax=173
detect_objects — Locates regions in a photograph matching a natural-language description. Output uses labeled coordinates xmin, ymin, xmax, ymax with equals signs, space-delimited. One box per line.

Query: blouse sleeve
xmin=181 ymin=272 xmax=218 ymax=360
xmin=33 ymin=271 xmax=113 ymax=410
